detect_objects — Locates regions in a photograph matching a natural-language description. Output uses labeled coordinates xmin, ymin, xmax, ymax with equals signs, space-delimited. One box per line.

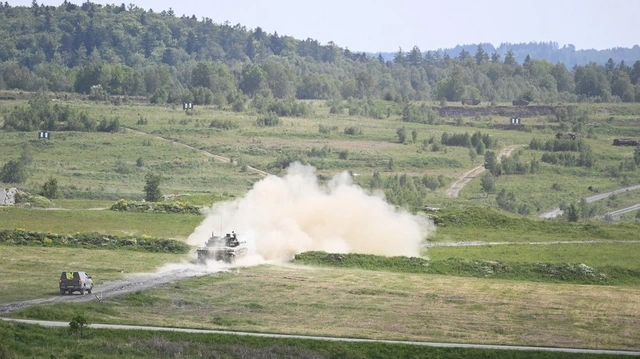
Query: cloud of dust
xmin=187 ymin=162 xmax=435 ymax=263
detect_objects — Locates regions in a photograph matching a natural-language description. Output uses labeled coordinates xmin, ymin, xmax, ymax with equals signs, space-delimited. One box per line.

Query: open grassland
xmin=0 ymin=322 xmax=622 ymax=359
xmin=10 ymin=265 xmax=640 ymax=351
xmin=3 ymin=98 xmax=640 ymax=216
xmin=0 ymin=245 xmax=189 ymax=303
xmin=0 ymin=207 xmax=203 ymax=239
xmin=427 ymin=242 xmax=640 ymax=270
xmin=430 ymin=207 xmax=640 ymax=242
xmin=0 ymin=129 xmax=260 ymax=201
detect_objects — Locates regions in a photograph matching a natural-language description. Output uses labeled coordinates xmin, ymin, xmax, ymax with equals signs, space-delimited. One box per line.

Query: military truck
xmin=196 ymin=232 xmax=247 ymax=264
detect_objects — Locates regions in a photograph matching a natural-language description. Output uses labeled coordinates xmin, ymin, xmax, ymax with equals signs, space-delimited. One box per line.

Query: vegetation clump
xmin=0 ymin=229 xmax=190 ymax=253
xmin=292 ymin=251 xmax=639 ymax=285
xmin=109 ymin=199 xmax=202 ymax=215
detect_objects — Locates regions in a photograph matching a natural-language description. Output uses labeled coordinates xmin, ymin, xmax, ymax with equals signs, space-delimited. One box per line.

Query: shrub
xmin=255 ymin=112 xmax=280 ymax=127
xmin=343 ymin=126 xmax=363 ymax=136
xmin=0 ymin=229 xmax=190 ymax=253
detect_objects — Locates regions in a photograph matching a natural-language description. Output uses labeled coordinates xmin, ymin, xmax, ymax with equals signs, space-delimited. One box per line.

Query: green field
xmin=2 ymin=98 xmax=640 ymax=215
xmin=2 ymin=96 xmax=640 ymax=357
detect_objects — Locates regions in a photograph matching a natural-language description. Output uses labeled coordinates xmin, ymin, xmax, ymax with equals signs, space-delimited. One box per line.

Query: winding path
xmin=539 ymin=184 xmax=640 ymax=219
xmin=446 ymin=145 xmax=523 ymax=198
xmin=125 ymin=127 xmax=270 ymax=177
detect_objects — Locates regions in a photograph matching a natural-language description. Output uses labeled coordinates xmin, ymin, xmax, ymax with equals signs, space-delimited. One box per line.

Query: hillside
xmin=0 ymin=2 xmax=639 ymax=105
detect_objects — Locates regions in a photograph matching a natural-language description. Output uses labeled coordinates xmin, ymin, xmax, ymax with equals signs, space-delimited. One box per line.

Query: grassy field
xmin=0 ymin=245 xmax=190 ymax=303
xmin=427 ymin=242 xmax=640 ymax=269
xmin=0 ymin=207 xmax=203 ymax=239
xmin=2 ymin=96 xmax=640 ymax=356
xmin=0 ymin=321 xmax=624 ymax=359
xmin=430 ymin=207 xmax=640 ymax=242
xmin=2 ymin=97 xmax=640 ymax=216
xmin=9 ymin=265 xmax=640 ymax=351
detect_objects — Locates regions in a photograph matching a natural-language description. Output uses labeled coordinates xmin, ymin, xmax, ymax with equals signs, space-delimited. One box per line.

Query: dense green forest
xmin=0 ymin=1 xmax=639 ymax=106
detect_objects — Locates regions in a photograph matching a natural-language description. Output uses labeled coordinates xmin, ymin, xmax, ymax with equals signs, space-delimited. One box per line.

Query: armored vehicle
xmin=196 ymin=232 xmax=247 ymax=264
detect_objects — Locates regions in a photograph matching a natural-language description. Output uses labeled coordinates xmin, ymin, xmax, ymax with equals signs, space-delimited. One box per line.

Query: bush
xmin=209 ymin=119 xmax=239 ymax=130
xmin=110 ymin=199 xmax=202 ymax=215
xmin=343 ymin=126 xmax=363 ymax=136
xmin=255 ymin=112 xmax=280 ymax=127
xmin=42 ymin=177 xmax=61 ymax=199
xmin=0 ymin=229 xmax=190 ymax=253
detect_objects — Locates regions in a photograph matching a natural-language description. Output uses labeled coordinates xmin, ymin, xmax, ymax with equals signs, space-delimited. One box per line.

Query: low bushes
xmin=109 ymin=199 xmax=202 ymax=215
xmin=0 ymin=229 xmax=190 ymax=253
xmin=292 ymin=251 xmax=640 ymax=285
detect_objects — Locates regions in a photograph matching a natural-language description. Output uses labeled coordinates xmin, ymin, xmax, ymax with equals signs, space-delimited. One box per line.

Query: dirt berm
xmin=436 ymin=106 xmax=556 ymax=118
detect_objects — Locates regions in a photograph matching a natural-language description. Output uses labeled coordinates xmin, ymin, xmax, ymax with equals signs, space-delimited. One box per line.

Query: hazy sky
xmin=14 ymin=0 xmax=640 ymax=52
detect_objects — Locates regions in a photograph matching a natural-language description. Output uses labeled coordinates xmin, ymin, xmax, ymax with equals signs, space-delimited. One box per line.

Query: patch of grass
xmin=432 ymin=206 xmax=640 ymax=242
xmin=292 ymin=251 xmax=640 ymax=285
xmin=10 ymin=265 xmax=639 ymax=351
xmin=428 ymin=242 xmax=640 ymax=269
xmin=0 ymin=320 xmax=624 ymax=359
xmin=0 ymin=207 xmax=202 ymax=239
xmin=0 ymin=245 xmax=188 ymax=302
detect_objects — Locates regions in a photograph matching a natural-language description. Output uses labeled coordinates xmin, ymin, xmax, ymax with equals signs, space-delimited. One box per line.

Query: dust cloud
xmin=186 ymin=162 xmax=435 ymax=263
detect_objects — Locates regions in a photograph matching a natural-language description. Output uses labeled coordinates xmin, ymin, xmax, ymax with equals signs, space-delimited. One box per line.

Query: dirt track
xmin=125 ymin=127 xmax=270 ymax=177
xmin=0 ymin=266 xmax=216 ymax=315
xmin=446 ymin=145 xmax=523 ymax=198
xmin=539 ymin=184 xmax=640 ymax=218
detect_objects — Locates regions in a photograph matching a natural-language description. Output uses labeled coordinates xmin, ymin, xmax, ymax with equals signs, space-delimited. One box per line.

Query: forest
xmin=0 ymin=1 xmax=639 ymax=106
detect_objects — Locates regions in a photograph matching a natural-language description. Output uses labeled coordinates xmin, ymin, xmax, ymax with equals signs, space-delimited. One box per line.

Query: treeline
xmin=375 ymin=41 xmax=640 ymax=68
xmin=0 ymin=2 xmax=639 ymax=106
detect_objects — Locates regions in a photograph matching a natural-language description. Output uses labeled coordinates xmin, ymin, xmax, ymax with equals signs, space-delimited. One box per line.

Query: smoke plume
xmin=186 ymin=162 xmax=435 ymax=263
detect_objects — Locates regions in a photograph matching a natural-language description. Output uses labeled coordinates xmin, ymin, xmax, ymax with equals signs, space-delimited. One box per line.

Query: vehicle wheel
xmin=87 ymin=288 xmax=92 ymax=294
xmin=80 ymin=287 xmax=85 ymax=295
xmin=60 ymin=289 xmax=65 ymax=295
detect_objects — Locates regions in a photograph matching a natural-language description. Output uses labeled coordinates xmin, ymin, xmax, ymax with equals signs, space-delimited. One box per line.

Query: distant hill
xmin=373 ymin=42 xmax=640 ymax=67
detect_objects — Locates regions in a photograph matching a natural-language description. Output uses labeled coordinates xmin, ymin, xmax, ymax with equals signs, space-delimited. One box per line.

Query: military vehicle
xmin=196 ymin=232 xmax=247 ymax=264
xmin=613 ymin=138 xmax=639 ymax=146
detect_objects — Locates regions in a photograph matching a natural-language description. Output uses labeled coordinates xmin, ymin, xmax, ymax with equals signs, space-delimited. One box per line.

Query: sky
xmin=12 ymin=0 xmax=640 ymax=52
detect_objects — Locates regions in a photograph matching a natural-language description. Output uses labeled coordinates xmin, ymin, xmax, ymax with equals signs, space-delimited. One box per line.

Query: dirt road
xmin=446 ymin=145 xmax=523 ymax=198
xmin=0 ymin=266 xmax=217 ymax=315
xmin=539 ymin=184 xmax=640 ymax=219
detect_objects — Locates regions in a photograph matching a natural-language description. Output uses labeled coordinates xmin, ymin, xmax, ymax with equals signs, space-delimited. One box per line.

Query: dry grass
xmin=87 ymin=264 xmax=639 ymax=351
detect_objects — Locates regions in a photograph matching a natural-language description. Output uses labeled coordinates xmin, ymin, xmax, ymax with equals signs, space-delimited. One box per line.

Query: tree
xmin=0 ymin=159 xmax=28 ymax=183
xmin=483 ymin=151 xmax=500 ymax=176
xmin=42 ymin=177 xmax=61 ymax=199
xmin=0 ymin=146 xmax=32 ymax=184
xmin=396 ymin=127 xmax=406 ymax=143
xmin=468 ymin=148 xmax=477 ymax=165
xmin=504 ymin=50 xmax=517 ymax=66
xmin=480 ymin=172 xmax=495 ymax=195
xmin=496 ymin=188 xmax=516 ymax=212
xmin=411 ymin=128 xmax=418 ymax=143
xmin=144 ymin=172 xmax=163 ymax=202
xmin=474 ymin=45 xmax=488 ymax=65
xmin=69 ymin=314 xmax=88 ymax=337
xmin=565 ymin=203 xmax=579 ymax=222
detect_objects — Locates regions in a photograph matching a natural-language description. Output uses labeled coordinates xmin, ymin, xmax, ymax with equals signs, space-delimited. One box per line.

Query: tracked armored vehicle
xmin=196 ymin=232 xmax=247 ymax=264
